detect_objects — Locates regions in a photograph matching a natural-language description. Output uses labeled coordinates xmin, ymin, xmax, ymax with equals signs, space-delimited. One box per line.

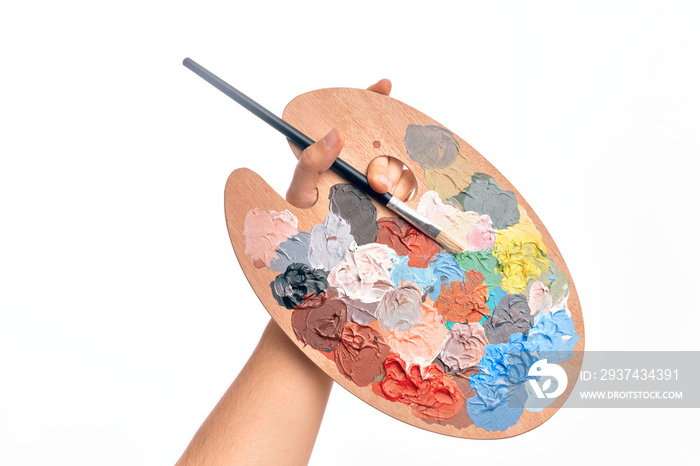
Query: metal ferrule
xmin=386 ymin=196 xmax=442 ymax=239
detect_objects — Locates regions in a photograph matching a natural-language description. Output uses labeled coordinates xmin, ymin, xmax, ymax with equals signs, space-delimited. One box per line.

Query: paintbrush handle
xmin=182 ymin=58 xmax=392 ymax=205
xmin=183 ymin=58 xmax=465 ymax=253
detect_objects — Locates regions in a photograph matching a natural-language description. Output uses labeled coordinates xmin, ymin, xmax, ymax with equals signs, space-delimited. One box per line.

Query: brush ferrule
xmin=386 ymin=196 xmax=442 ymax=239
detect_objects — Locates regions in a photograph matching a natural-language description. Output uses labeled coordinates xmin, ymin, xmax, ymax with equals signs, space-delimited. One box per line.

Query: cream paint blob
xmin=443 ymin=210 xmax=481 ymax=249
xmin=417 ymin=191 xmax=458 ymax=229
xmin=328 ymin=243 xmax=398 ymax=303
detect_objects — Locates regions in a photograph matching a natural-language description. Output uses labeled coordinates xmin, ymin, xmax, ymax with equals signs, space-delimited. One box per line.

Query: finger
xmin=286 ymin=128 xmax=345 ymax=208
xmin=367 ymin=156 xmax=409 ymax=195
xmin=393 ymin=170 xmax=417 ymax=201
xmin=367 ymin=156 xmax=391 ymax=194
xmin=366 ymin=79 xmax=392 ymax=96
xmin=385 ymin=157 xmax=405 ymax=187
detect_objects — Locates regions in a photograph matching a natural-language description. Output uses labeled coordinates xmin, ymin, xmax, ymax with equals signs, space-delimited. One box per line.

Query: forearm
xmin=176 ymin=319 xmax=333 ymax=466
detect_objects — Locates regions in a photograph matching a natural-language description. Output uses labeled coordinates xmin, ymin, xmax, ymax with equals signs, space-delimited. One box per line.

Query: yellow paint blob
xmin=493 ymin=206 xmax=549 ymax=293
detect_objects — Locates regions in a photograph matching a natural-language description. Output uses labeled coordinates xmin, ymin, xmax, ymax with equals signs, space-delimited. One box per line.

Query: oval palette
xmin=224 ymin=88 xmax=585 ymax=439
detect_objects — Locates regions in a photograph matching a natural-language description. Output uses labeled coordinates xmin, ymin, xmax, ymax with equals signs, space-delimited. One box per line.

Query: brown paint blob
xmin=291 ymin=294 xmax=347 ymax=352
xmin=334 ymin=322 xmax=390 ymax=386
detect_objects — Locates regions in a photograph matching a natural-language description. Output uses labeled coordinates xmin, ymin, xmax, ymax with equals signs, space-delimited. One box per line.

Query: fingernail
xmin=377 ymin=174 xmax=390 ymax=191
xmin=323 ymin=129 xmax=340 ymax=149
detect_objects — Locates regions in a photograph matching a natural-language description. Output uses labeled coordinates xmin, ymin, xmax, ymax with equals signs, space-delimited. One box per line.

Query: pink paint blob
xmin=466 ymin=214 xmax=497 ymax=251
xmin=243 ymin=208 xmax=298 ymax=268
xmin=380 ymin=300 xmax=448 ymax=367
xmin=528 ymin=280 xmax=552 ymax=317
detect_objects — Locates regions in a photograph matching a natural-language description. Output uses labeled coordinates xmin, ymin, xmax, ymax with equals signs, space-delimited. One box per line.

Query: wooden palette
xmin=224 ymin=88 xmax=585 ymax=439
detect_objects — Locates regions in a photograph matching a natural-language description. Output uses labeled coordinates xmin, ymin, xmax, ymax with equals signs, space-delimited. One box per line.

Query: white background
xmin=1 ymin=1 xmax=698 ymax=465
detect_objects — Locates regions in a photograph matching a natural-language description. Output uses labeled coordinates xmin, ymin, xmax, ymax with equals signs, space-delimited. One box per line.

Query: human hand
xmin=285 ymin=79 xmax=416 ymax=208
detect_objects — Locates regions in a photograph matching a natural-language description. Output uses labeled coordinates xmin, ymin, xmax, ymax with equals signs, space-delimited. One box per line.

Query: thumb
xmin=286 ymin=128 xmax=345 ymax=208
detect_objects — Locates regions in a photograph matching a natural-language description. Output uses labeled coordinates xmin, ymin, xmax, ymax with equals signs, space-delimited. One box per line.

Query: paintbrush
xmin=183 ymin=57 xmax=466 ymax=254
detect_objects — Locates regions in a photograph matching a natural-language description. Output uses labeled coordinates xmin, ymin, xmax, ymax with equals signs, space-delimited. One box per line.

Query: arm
xmin=176 ymin=79 xmax=412 ymax=466
xmin=175 ymin=319 xmax=332 ymax=465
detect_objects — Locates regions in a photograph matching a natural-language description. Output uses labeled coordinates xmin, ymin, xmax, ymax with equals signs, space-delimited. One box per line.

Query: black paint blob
xmin=270 ymin=263 xmax=329 ymax=309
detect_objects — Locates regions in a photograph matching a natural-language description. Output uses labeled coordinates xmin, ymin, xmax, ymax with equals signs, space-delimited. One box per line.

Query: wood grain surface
xmin=224 ymin=88 xmax=585 ymax=439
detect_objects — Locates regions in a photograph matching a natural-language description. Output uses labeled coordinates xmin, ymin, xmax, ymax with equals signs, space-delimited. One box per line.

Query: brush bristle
xmin=436 ymin=230 xmax=467 ymax=254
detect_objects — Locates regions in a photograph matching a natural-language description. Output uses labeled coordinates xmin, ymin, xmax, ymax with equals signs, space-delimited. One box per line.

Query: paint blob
xmin=376 ymin=216 xmax=440 ymax=268
xmin=308 ymin=212 xmax=357 ymax=271
xmin=422 ymin=374 xmax=477 ymax=429
xmin=328 ymin=243 xmax=397 ymax=303
xmin=424 ymin=154 xmax=476 ymax=200
xmin=439 ymin=322 xmax=488 ymax=373
xmin=416 ymin=190 xmax=458 ymax=229
xmin=462 ymin=173 xmax=520 ymax=230
xmin=527 ymin=309 xmax=579 ymax=363
xmin=436 ymin=270 xmax=490 ymax=323
xmin=291 ymin=293 xmax=347 ymax=352
xmin=493 ymin=208 xmax=549 ymax=294
xmin=340 ymin=295 xmax=380 ymax=325
xmin=244 ymin=208 xmax=298 ymax=268
xmin=334 ymin=322 xmax=390 ymax=386
xmin=404 ymin=124 xmax=459 ymax=169
xmin=467 ymin=335 xmax=536 ymax=431
xmin=454 ymin=250 xmax=503 ymax=289
xmin=372 ymin=354 xmax=466 ymax=420
xmin=269 ymin=231 xmax=311 ymax=272
xmin=270 ymin=263 xmax=329 ymax=309
xmin=328 ymin=183 xmax=378 ymax=246
xmin=527 ymin=280 xmax=552 ymax=318
xmin=380 ymin=301 xmax=448 ymax=367
xmin=376 ymin=280 xmax=423 ymax=332
xmin=467 ymin=214 xmax=497 ymax=251
xmin=483 ymin=293 xmax=534 ymax=344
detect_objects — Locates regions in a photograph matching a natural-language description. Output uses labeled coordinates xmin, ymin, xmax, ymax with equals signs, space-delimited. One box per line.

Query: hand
xmin=285 ymin=79 xmax=416 ymax=208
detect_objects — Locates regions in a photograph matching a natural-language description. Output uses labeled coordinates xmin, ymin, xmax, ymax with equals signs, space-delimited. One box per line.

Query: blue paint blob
xmin=426 ymin=253 xmax=464 ymax=300
xmin=389 ymin=256 xmax=434 ymax=291
xmin=467 ymin=334 xmax=539 ymax=431
xmin=269 ymin=232 xmax=311 ymax=272
xmin=467 ymin=377 xmax=526 ymax=432
xmin=528 ymin=309 xmax=579 ymax=363
xmin=390 ymin=253 xmax=466 ymax=300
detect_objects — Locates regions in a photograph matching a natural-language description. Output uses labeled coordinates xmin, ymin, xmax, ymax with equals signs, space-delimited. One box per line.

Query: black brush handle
xmin=183 ymin=58 xmax=393 ymax=205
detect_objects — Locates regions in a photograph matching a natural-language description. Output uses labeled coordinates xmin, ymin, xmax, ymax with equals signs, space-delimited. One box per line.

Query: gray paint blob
xmin=403 ymin=124 xmax=459 ymax=169
xmin=341 ymin=296 xmax=380 ymax=325
xmin=269 ymin=232 xmax=311 ymax=272
xmin=308 ymin=212 xmax=356 ymax=271
xmin=328 ymin=184 xmax=379 ymax=246
xmin=483 ymin=293 xmax=534 ymax=344
xmin=462 ymin=173 xmax=520 ymax=229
